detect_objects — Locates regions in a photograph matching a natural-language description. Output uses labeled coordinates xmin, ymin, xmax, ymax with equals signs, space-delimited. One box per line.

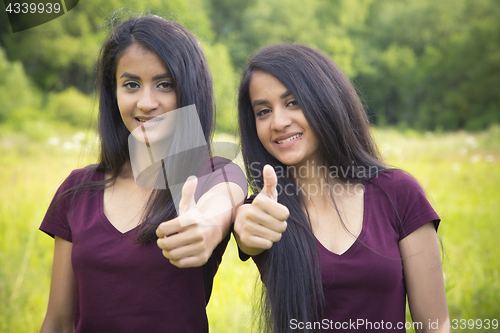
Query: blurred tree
xmin=201 ymin=41 xmax=239 ymax=133
xmin=316 ymin=0 xmax=374 ymax=78
xmin=0 ymin=0 xmax=498 ymax=130
xmin=206 ymin=0 xmax=256 ymax=69
xmin=358 ymin=0 xmax=500 ymax=129
xmin=0 ymin=0 xmax=215 ymax=93
xmin=208 ymin=0 xmax=255 ymax=39
xmin=0 ymin=47 xmax=40 ymax=122
xmin=46 ymin=87 xmax=95 ymax=127
xmin=415 ymin=7 xmax=500 ymax=130
xmin=230 ymin=0 xmax=323 ymax=68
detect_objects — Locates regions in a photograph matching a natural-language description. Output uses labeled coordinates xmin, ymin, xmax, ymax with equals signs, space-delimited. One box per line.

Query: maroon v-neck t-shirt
xmin=246 ymin=169 xmax=440 ymax=332
xmin=40 ymin=158 xmax=247 ymax=333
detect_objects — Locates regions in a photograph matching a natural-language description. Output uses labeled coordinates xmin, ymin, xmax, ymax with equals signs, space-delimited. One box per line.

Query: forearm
xmin=198 ymin=194 xmax=234 ymax=241
xmin=41 ymin=237 xmax=75 ymax=333
xmin=197 ymin=182 xmax=245 ymax=241
xmin=410 ymin=295 xmax=450 ymax=333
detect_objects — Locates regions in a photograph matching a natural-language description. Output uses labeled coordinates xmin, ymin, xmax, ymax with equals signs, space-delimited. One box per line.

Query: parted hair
xmin=54 ymin=15 xmax=216 ymax=242
xmin=238 ymin=44 xmax=385 ymax=332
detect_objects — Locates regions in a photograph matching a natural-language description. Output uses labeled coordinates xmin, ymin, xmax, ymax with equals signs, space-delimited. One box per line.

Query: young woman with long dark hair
xmin=39 ymin=16 xmax=246 ymax=332
xmin=234 ymin=44 xmax=449 ymax=332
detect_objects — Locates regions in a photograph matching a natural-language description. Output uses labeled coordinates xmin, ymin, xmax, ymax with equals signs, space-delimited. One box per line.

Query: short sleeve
xmin=391 ymin=170 xmax=440 ymax=241
xmin=194 ymin=156 xmax=248 ymax=201
xmin=39 ymin=167 xmax=96 ymax=242
xmin=39 ymin=171 xmax=77 ymax=242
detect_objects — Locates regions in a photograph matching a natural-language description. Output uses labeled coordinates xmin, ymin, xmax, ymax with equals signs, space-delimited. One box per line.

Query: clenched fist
xmin=234 ymin=165 xmax=289 ymax=256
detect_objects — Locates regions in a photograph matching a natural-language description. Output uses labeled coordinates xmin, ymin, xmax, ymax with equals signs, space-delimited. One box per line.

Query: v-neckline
xmin=314 ymin=182 xmax=368 ymax=258
xmin=99 ymin=171 xmax=140 ymax=237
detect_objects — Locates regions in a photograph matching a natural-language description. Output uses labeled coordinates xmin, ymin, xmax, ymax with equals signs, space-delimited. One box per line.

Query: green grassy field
xmin=0 ymin=126 xmax=499 ymax=332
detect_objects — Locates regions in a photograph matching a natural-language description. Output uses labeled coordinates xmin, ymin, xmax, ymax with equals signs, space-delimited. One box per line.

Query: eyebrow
xmin=252 ymin=99 xmax=267 ymax=108
xmin=280 ymin=90 xmax=292 ymax=99
xmin=119 ymin=72 xmax=172 ymax=80
xmin=252 ymin=90 xmax=292 ymax=108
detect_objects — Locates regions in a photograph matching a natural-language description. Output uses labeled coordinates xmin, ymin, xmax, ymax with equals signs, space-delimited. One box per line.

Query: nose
xmin=137 ymin=87 xmax=159 ymax=112
xmin=271 ymin=106 xmax=292 ymax=131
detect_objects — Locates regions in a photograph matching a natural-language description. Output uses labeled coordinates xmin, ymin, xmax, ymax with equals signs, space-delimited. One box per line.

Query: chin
xmin=274 ymin=156 xmax=302 ymax=168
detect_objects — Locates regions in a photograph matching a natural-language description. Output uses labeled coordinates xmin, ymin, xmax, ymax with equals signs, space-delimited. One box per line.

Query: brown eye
xmin=157 ymin=81 xmax=174 ymax=89
xmin=256 ymin=108 xmax=272 ymax=117
xmin=124 ymin=82 xmax=140 ymax=89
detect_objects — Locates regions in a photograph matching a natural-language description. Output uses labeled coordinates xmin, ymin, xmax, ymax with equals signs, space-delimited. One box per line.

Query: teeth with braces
xmin=277 ymin=133 xmax=302 ymax=144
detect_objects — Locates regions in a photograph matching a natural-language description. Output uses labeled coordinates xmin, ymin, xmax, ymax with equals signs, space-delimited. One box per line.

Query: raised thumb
xmin=179 ymin=175 xmax=198 ymax=215
xmin=262 ymin=164 xmax=278 ymax=201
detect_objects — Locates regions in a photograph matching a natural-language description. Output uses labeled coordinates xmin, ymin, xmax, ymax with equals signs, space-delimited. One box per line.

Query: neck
xmin=290 ymin=159 xmax=360 ymax=205
xmin=289 ymin=158 xmax=332 ymax=203
xmin=119 ymin=160 xmax=135 ymax=179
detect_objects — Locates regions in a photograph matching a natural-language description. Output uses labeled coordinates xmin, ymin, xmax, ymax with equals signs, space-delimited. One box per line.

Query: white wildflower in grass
xmin=464 ymin=135 xmax=478 ymax=149
xmin=470 ymin=154 xmax=481 ymax=163
xmin=72 ymin=131 xmax=86 ymax=144
xmin=47 ymin=137 xmax=60 ymax=146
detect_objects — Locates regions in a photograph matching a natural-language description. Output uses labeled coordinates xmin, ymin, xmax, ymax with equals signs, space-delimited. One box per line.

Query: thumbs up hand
xmin=262 ymin=163 xmax=278 ymax=200
xmin=234 ymin=165 xmax=289 ymax=256
xmin=156 ymin=176 xmax=219 ymax=268
xmin=178 ymin=176 xmax=204 ymax=227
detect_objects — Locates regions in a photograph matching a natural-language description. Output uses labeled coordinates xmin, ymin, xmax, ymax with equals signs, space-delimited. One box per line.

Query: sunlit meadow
xmin=0 ymin=126 xmax=498 ymax=332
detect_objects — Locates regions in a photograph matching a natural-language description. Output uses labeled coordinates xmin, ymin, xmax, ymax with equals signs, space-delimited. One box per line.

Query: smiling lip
xmin=134 ymin=115 xmax=164 ymax=127
xmin=274 ymin=132 xmax=303 ymax=149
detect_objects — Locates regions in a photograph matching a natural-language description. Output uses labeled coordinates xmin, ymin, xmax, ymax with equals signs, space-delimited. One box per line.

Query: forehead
xmin=116 ymin=44 xmax=168 ymax=76
xmin=249 ymin=71 xmax=288 ymax=100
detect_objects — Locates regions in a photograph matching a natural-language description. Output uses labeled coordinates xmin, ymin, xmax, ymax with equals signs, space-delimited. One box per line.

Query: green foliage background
xmin=0 ymin=0 xmax=499 ymax=332
xmin=1 ymin=0 xmax=499 ymax=132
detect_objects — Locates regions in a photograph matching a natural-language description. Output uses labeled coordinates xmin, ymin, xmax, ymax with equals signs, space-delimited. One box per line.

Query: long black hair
xmin=238 ymin=44 xmax=385 ymax=332
xmin=96 ymin=15 xmax=215 ymax=242
xmin=54 ymin=15 xmax=215 ymax=242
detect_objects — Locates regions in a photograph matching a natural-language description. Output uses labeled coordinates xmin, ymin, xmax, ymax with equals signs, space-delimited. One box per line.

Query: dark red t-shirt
xmin=245 ymin=169 xmax=440 ymax=332
xmin=40 ymin=158 xmax=247 ymax=333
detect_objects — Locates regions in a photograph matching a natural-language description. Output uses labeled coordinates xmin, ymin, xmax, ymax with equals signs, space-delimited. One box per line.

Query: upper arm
xmin=399 ymin=222 xmax=450 ymax=333
xmin=195 ymin=182 xmax=245 ymax=239
xmin=196 ymin=182 xmax=246 ymax=217
xmin=40 ymin=236 xmax=75 ymax=333
xmin=195 ymin=157 xmax=247 ymax=212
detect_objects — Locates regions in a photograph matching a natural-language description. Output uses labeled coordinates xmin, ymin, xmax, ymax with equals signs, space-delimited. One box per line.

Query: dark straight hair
xmin=238 ymin=44 xmax=385 ymax=332
xmin=54 ymin=15 xmax=215 ymax=242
